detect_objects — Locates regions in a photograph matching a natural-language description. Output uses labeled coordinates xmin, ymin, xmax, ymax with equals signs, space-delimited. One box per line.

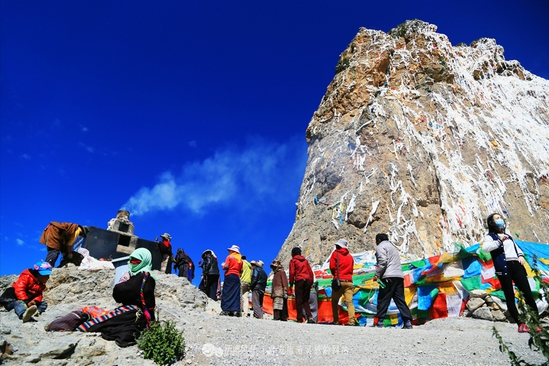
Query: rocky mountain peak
xmin=280 ymin=20 xmax=549 ymax=267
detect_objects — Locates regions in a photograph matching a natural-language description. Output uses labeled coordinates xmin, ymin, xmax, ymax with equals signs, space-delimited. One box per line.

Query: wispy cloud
xmin=123 ymin=136 xmax=306 ymax=216
xmin=16 ymin=238 xmax=25 ymax=246
xmin=20 ymin=154 xmax=31 ymax=160
xmin=79 ymin=142 xmax=95 ymax=153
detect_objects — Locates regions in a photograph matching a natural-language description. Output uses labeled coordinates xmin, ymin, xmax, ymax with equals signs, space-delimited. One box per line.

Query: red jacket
xmin=289 ymin=255 xmax=314 ymax=286
xmin=223 ymin=255 xmax=243 ymax=277
xmin=329 ymin=247 xmax=354 ymax=281
xmin=12 ymin=269 xmax=46 ymax=302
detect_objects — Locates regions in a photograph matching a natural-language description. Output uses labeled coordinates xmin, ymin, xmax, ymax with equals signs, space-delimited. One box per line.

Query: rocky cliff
xmin=278 ymin=20 xmax=549 ymax=266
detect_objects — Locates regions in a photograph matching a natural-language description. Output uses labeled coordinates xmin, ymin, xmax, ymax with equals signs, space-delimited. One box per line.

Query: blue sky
xmin=1 ymin=1 xmax=548 ymax=280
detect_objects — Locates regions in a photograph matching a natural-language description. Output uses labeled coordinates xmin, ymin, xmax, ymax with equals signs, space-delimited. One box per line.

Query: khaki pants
xmin=160 ymin=254 xmax=171 ymax=273
xmin=241 ymin=282 xmax=251 ymax=317
xmin=331 ymin=281 xmax=356 ymax=325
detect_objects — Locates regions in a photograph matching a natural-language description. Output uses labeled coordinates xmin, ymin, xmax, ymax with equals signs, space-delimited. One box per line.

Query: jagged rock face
xmin=278 ymin=20 xmax=549 ymax=267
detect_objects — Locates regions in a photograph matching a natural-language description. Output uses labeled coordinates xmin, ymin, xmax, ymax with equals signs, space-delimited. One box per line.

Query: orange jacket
xmin=12 ymin=269 xmax=46 ymax=302
xmin=39 ymin=222 xmax=80 ymax=252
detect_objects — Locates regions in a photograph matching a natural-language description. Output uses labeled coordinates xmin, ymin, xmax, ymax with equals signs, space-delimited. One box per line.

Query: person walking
xmin=250 ymin=260 xmax=267 ymax=319
xmin=220 ymin=245 xmax=243 ymax=316
xmin=40 ymin=222 xmax=89 ymax=267
xmin=200 ymin=249 xmax=220 ymax=301
xmin=482 ymin=213 xmax=539 ymax=333
xmin=156 ymin=233 xmax=173 ymax=274
xmin=173 ymin=248 xmax=194 ymax=281
xmin=240 ymin=255 xmax=252 ymax=317
xmin=288 ymin=247 xmax=315 ymax=324
xmin=329 ymin=239 xmax=356 ymax=326
xmin=372 ymin=233 xmax=413 ymax=329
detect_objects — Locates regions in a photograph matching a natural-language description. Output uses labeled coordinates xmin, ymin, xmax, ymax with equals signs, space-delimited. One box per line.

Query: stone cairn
xmin=463 ymin=290 xmax=510 ymax=322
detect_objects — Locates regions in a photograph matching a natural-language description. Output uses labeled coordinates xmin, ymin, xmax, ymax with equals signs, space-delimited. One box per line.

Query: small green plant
xmin=137 ymin=320 xmax=185 ymax=365
xmin=492 ymin=257 xmax=548 ymax=365
xmin=335 ymin=57 xmax=350 ymax=74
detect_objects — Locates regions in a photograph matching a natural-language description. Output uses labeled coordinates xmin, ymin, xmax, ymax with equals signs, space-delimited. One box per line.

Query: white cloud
xmin=123 ymin=136 xmax=306 ymax=216
xmin=16 ymin=238 xmax=25 ymax=246
xmin=79 ymin=142 xmax=95 ymax=153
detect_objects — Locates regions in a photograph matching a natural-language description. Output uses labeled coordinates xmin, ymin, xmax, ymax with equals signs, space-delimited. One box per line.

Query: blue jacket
xmin=250 ymin=267 xmax=267 ymax=293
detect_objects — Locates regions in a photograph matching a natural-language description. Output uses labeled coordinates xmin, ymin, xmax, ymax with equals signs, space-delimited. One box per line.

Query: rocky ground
xmin=0 ymin=267 xmax=547 ymax=365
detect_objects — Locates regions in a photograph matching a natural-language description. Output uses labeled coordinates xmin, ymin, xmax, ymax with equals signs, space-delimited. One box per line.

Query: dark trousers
xmin=273 ymin=297 xmax=288 ymax=321
xmin=497 ymin=260 xmax=538 ymax=323
xmin=204 ymin=274 xmax=219 ymax=301
xmin=294 ymin=279 xmax=313 ymax=322
xmin=376 ymin=277 xmax=412 ymax=322
xmin=45 ymin=247 xmax=61 ymax=267
xmin=252 ymin=290 xmax=264 ymax=319
xmin=177 ymin=264 xmax=190 ymax=279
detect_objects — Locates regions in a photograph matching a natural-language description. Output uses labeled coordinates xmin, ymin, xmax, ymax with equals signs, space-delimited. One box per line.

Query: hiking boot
xmin=403 ymin=320 xmax=413 ymax=329
xmin=332 ymin=321 xmax=339 ymax=325
xmin=22 ymin=305 xmax=38 ymax=323
xmin=375 ymin=321 xmax=384 ymax=328
xmin=307 ymin=318 xmax=315 ymax=324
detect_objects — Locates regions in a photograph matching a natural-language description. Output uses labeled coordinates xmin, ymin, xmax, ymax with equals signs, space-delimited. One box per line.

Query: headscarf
xmin=202 ymin=249 xmax=217 ymax=259
xmin=270 ymin=260 xmax=282 ymax=272
xmin=128 ymin=248 xmax=155 ymax=279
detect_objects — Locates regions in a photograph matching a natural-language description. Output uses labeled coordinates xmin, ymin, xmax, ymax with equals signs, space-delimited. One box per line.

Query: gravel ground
xmin=173 ymin=300 xmax=547 ymax=366
xmin=1 ymin=269 xmax=546 ymax=366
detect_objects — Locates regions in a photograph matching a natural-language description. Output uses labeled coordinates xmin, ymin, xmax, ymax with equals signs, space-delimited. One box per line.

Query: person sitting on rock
xmin=0 ymin=261 xmax=52 ymax=322
xmin=77 ymin=248 xmax=156 ymax=347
